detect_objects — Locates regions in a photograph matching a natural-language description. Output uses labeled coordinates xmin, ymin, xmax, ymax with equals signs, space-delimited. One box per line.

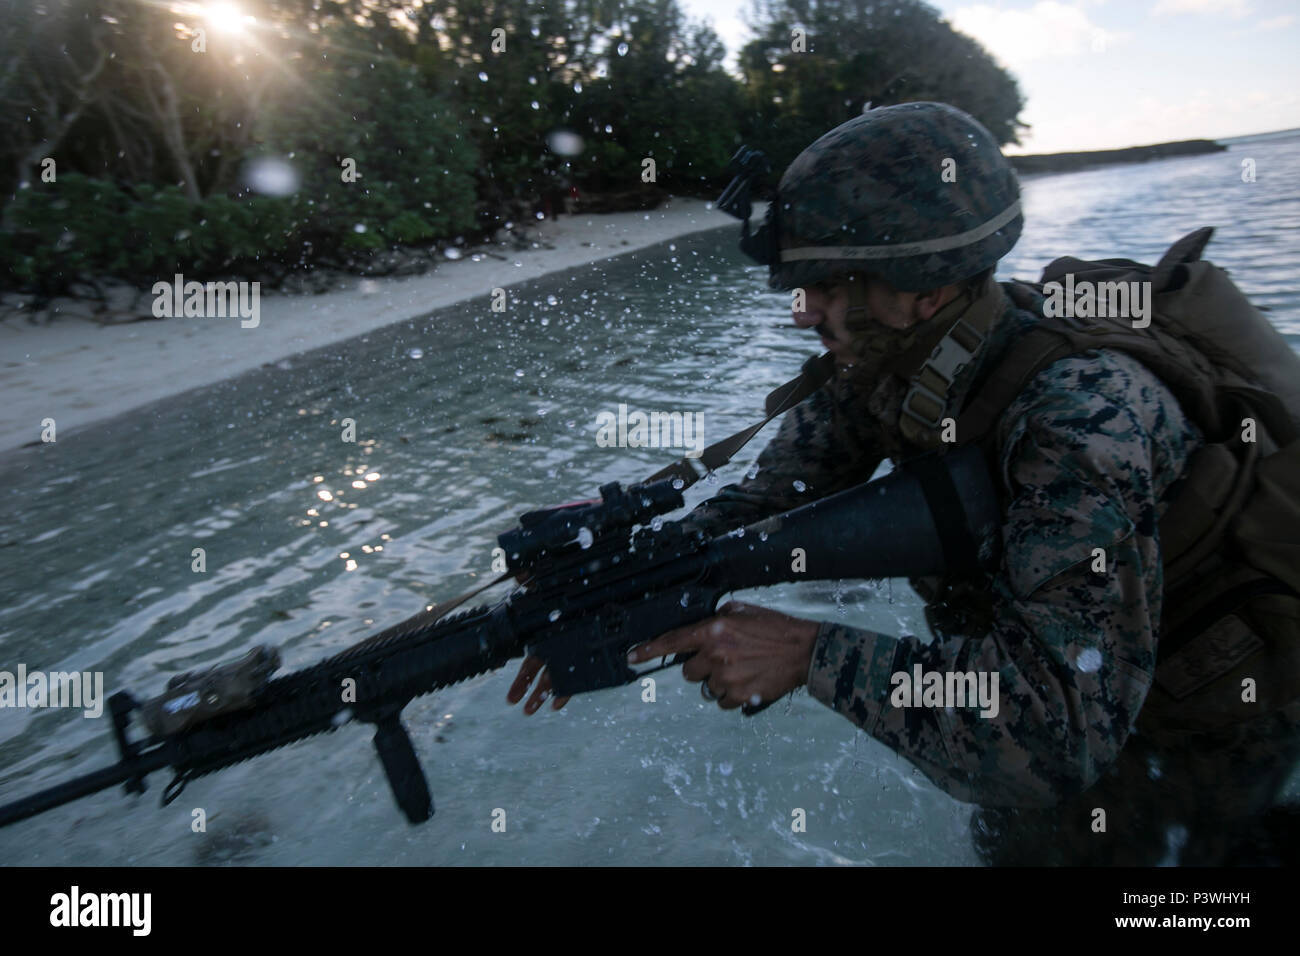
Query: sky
xmin=675 ymin=0 xmax=1300 ymax=153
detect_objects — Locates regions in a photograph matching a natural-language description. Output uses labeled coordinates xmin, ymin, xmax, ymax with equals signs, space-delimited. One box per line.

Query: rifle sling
xmin=346 ymin=572 xmax=512 ymax=654
xmin=646 ymin=351 xmax=836 ymax=488
xmin=907 ymin=453 xmax=980 ymax=579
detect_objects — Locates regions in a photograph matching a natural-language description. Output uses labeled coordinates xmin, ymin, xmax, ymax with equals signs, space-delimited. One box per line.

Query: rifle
xmin=0 ymin=444 xmax=1000 ymax=828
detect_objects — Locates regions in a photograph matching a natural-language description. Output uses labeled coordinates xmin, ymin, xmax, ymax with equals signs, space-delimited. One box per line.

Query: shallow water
xmin=1 ymin=134 xmax=1297 ymax=865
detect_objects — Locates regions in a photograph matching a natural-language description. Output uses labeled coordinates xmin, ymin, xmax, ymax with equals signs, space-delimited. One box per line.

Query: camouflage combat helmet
xmin=769 ymin=102 xmax=1023 ymax=293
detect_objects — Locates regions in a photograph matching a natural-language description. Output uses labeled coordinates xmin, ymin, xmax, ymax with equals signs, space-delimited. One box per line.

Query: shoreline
xmin=1007 ymin=138 xmax=1225 ymax=176
xmin=0 ymin=197 xmax=733 ymax=453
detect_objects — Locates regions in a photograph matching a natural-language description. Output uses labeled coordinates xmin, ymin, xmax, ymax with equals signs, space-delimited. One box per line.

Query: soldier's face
xmin=794 ymin=275 xmax=916 ymax=365
xmin=794 ymin=275 xmax=962 ymax=367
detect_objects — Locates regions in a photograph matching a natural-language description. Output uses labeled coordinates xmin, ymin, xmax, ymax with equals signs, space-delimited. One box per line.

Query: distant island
xmin=1008 ymin=139 xmax=1227 ymax=175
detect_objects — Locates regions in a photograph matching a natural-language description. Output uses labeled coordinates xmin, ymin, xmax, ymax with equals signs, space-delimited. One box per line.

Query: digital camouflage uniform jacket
xmin=683 ymin=281 xmax=1206 ymax=813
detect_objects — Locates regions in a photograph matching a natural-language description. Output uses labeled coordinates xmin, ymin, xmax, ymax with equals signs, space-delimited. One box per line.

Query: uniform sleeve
xmin=679 ymin=382 xmax=887 ymax=539
xmin=805 ymin=354 xmax=1201 ymax=807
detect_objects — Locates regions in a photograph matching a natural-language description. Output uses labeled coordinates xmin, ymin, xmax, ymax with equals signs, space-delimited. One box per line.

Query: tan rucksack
xmin=956 ymin=227 xmax=1300 ymax=722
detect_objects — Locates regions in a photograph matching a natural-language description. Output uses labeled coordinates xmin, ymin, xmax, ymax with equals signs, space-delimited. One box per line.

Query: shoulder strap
xmin=645 ymin=351 xmax=837 ymax=489
xmin=895 ymin=279 xmax=1007 ymax=448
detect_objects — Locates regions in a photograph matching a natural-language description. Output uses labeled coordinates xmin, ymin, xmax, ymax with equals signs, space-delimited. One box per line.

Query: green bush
xmin=252 ymin=58 xmax=480 ymax=253
xmin=0 ymin=176 xmax=308 ymax=289
xmin=387 ymin=211 xmax=437 ymax=244
xmin=0 ymin=60 xmax=479 ymax=292
xmin=1 ymin=175 xmax=130 ymax=288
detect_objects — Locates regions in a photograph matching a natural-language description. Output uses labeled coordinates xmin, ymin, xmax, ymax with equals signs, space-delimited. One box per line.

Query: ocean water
xmin=1 ymin=134 xmax=1297 ymax=866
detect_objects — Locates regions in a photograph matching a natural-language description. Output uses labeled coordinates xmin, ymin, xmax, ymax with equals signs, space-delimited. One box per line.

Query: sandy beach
xmin=0 ymin=196 xmax=732 ymax=452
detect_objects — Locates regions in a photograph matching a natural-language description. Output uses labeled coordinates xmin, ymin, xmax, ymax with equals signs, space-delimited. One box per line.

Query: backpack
xmin=954 ymin=227 xmax=1300 ymax=724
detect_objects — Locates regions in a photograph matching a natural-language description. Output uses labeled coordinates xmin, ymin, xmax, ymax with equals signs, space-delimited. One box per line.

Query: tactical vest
xmin=899 ymin=227 xmax=1300 ymax=729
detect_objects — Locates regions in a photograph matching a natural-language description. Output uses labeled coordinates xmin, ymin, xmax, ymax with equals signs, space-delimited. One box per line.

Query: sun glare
xmin=205 ymin=3 xmax=252 ymax=34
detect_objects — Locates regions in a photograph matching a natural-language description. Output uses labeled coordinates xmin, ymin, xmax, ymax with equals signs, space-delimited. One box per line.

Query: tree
xmin=0 ymin=0 xmax=111 ymax=203
xmin=566 ymin=0 xmax=742 ymax=193
xmin=739 ymin=0 xmax=1026 ymax=173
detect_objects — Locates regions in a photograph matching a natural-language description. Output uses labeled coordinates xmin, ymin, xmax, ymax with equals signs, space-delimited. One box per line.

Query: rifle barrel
xmin=0 ymin=747 xmax=170 ymax=828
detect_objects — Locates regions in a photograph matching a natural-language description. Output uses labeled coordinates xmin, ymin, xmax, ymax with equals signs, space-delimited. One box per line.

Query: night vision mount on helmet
xmin=717 ymin=145 xmax=779 ymax=267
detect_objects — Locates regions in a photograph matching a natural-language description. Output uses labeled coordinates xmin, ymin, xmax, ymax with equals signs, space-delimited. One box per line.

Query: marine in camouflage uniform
xmin=678 ymin=103 xmax=1300 ymax=865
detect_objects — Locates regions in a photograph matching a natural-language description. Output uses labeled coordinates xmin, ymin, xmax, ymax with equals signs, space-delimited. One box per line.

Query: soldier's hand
xmin=628 ymin=601 xmax=820 ymax=711
xmin=506 ymin=655 xmax=571 ymax=715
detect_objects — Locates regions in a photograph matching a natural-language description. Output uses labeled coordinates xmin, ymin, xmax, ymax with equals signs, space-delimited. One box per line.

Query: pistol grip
xmin=373 ymin=713 xmax=433 ymax=824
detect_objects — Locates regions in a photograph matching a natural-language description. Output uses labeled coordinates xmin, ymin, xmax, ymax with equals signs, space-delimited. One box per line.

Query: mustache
xmin=777 ymin=321 xmax=840 ymax=343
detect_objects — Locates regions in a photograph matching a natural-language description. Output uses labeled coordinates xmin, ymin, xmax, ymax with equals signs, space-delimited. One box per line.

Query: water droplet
xmin=577 ymin=527 xmax=594 ymax=549
xmin=671 ymin=478 xmax=685 ymax=490
xmin=1076 ymin=647 xmax=1103 ymax=673
xmin=353 ymin=223 xmax=367 ymax=234
xmin=573 ymin=81 xmax=583 ymax=93
xmin=617 ymin=42 xmax=629 ymax=56
xmin=242 ymin=156 xmax=300 ymax=197
xmin=478 ymin=71 xmax=489 ymax=82
xmin=650 ymin=516 xmax=664 ymax=531
xmin=443 ymin=246 xmax=462 ymax=260
xmin=792 ymin=479 xmax=807 ymax=492
xmin=547 ymin=130 xmax=584 ymax=156
xmin=407 ymin=347 xmax=424 ymax=359
xmin=680 ymin=593 xmax=690 ymax=608
xmin=546 ymin=294 xmax=558 ymax=305
xmin=548 ymin=609 xmax=562 ymax=622
xmin=514 ymin=369 xmax=525 ymax=377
